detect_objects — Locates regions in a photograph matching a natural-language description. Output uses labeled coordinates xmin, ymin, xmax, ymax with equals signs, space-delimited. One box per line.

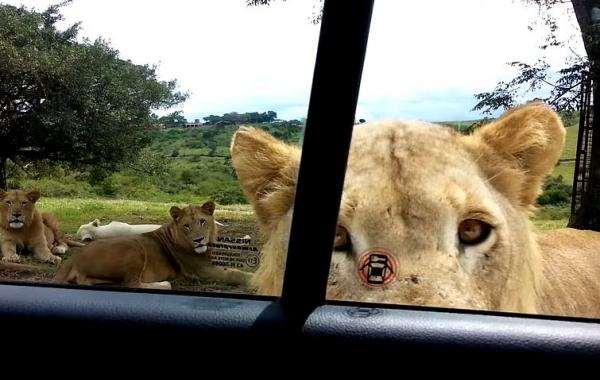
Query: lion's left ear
xmin=200 ymin=200 xmax=215 ymax=216
xmin=170 ymin=206 xmax=183 ymax=222
xmin=0 ymin=190 xmax=6 ymax=200
xmin=462 ymin=102 xmax=565 ymax=209
xmin=27 ymin=191 xmax=41 ymax=203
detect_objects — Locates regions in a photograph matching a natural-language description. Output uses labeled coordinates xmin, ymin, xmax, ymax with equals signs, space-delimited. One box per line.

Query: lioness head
xmin=230 ymin=102 xmax=565 ymax=313
xmin=0 ymin=189 xmax=42 ymax=230
xmin=76 ymin=219 xmax=101 ymax=241
xmin=169 ymin=201 xmax=217 ymax=254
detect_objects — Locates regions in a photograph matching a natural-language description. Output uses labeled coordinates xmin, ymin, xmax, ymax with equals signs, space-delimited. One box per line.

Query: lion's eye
xmin=199 ymin=219 xmax=206 ymax=226
xmin=334 ymin=225 xmax=351 ymax=251
xmin=5 ymin=201 xmax=11 ymax=205
xmin=458 ymin=219 xmax=491 ymax=245
xmin=21 ymin=201 xmax=28 ymax=206
xmin=184 ymin=224 xmax=191 ymax=230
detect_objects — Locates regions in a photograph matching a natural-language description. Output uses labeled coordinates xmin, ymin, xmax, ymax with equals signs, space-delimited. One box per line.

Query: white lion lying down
xmin=76 ymin=220 xmax=162 ymax=241
xmin=77 ymin=218 xmax=228 ymax=241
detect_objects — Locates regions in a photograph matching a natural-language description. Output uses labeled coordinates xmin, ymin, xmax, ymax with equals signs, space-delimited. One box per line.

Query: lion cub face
xmin=0 ymin=190 xmax=41 ymax=230
xmin=169 ymin=201 xmax=217 ymax=254
xmin=231 ymin=102 xmax=566 ymax=313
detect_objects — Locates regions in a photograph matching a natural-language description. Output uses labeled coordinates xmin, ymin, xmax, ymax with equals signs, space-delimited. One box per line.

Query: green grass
xmin=547 ymin=125 xmax=578 ymax=185
xmin=551 ymin=162 xmax=575 ymax=186
xmin=561 ymin=126 xmax=578 ymax=160
xmin=36 ymin=197 xmax=255 ymax=236
xmin=532 ymin=205 xmax=570 ymax=230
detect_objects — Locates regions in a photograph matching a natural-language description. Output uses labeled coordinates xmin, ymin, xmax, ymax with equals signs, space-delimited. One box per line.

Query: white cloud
xmin=2 ymin=0 xmax=584 ymax=122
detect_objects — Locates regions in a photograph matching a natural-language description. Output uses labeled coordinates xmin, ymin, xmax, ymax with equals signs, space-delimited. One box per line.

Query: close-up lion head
xmin=0 ymin=189 xmax=41 ymax=230
xmin=169 ymin=201 xmax=218 ymax=254
xmin=229 ymin=102 xmax=600 ymax=316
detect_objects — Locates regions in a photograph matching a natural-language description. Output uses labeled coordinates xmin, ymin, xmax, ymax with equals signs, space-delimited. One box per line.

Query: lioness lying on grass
xmin=53 ymin=201 xmax=252 ymax=290
xmin=0 ymin=189 xmax=84 ymax=265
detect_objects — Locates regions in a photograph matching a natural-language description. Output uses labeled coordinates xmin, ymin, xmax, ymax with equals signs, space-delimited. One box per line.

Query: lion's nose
xmin=193 ymin=237 xmax=205 ymax=244
xmin=12 ymin=212 xmax=21 ymax=218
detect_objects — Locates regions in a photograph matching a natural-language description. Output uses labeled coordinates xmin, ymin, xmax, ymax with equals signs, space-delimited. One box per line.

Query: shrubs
xmin=210 ymin=186 xmax=246 ymax=205
xmin=538 ymin=175 xmax=572 ymax=206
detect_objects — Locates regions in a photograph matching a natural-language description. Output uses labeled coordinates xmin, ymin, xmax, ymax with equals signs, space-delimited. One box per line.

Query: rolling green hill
xmin=8 ymin=122 xmax=303 ymax=205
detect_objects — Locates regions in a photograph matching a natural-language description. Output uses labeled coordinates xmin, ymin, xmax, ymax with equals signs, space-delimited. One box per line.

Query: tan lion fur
xmin=231 ymin=102 xmax=600 ymax=318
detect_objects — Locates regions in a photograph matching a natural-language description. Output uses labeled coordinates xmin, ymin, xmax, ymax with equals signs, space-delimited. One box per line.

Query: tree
xmin=0 ymin=2 xmax=187 ymax=189
xmin=454 ymin=0 xmax=600 ymax=229
xmin=158 ymin=111 xmax=188 ymax=128
xmin=127 ymin=148 xmax=169 ymax=177
xmin=267 ymin=110 xmax=278 ymax=121
xmin=472 ymin=1 xmax=592 ymax=114
xmin=202 ymin=110 xmax=279 ymax=125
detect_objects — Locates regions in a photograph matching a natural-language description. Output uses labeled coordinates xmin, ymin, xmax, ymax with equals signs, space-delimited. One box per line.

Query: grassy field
xmin=561 ymin=125 xmax=579 ymax=160
xmin=36 ymin=197 xmax=257 ymax=236
xmin=532 ymin=205 xmax=570 ymax=230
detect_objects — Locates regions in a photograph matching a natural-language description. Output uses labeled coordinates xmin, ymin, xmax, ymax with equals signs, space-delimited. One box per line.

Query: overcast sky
xmin=2 ymin=0 xmax=584 ymax=122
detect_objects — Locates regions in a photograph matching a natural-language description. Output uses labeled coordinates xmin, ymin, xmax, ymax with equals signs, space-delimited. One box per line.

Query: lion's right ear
xmin=200 ymin=200 xmax=216 ymax=216
xmin=462 ymin=102 xmax=565 ymax=209
xmin=230 ymin=127 xmax=301 ymax=229
xmin=170 ymin=206 xmax=183 ymax=222
xmin=92 ymin=219 xmax=100 ymax=227
xmin=27 ymin=190 xmax=41 ymax=203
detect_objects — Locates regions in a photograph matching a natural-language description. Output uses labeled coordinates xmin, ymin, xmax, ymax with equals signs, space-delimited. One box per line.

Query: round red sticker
xmin=357 ymin=248 xmax=397 ymax=287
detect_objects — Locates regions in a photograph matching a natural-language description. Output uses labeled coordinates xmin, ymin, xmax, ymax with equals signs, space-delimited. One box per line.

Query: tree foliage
xmin=203 ymin=111 xmax=278 ymax=125
xmin=472 ymin=0 xmax=589 ymax=114
xmin=0 ymin=2 xmax=187 ymax=189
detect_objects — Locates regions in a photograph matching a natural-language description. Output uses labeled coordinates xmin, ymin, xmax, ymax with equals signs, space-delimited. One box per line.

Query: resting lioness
xmin=230 ymin=102 xmax=600 ymax=318
xmin=53 ymin=201 xmax=252 ymax=290
xmin=0 ymin=189 xmax=83 ymax=265
xmin=76 ymin=219 xmax=162 ymax=241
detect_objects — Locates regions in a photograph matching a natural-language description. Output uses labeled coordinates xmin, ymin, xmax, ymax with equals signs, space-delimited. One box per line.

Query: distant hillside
xmin=9 ymin=122 xmax=303 ymax=204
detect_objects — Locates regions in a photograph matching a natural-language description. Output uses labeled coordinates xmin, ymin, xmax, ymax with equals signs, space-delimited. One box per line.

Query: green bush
xmin=94 ymin=178 xmax=119 ymax=198
xmin=179 ymin=169 xmax=196 ymax=184
xmin=210 ymin=186 xmax=246 ymax=205
xmin=538 ymin=175 xmax=572 ymax=206
xmin=20 ymin=177 xmax=94 ymax=198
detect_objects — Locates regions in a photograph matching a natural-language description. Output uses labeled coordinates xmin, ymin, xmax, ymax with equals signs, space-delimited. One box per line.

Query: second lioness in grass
xmin=53 ymin=201 xmax=252 ymax=289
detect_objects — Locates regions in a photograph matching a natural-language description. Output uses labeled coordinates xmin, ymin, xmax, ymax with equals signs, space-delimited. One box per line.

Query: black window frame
xmin=1 ymin=0 xmax=599 ymax=362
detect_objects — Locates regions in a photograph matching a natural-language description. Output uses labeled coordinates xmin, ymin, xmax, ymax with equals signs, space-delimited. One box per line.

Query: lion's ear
xmin=92 ymin=219 xmax=100 ymax=227
xmin=200 ymin=200 xmax=215 ymax=216
xmin=230 ymin=127 xmax=300 ymax=230
xmin=463 ymin=102 xmax=565 ymax=209
xmin=170 ymin=206 xmax=183 ymax=222
xmin=0 ymin=190 xmax=6 ymax=199
xmin=26 ymin=191 xmax=41 ymax=203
